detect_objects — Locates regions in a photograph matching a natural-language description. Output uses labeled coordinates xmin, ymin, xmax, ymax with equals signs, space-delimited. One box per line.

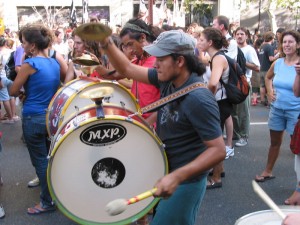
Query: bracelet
xmin=106 ymin=70 xmax=116 ymax=76
xmin=99 ymin=37 xmax=113 ymax=50
xmin=102 ymin=70 xmax=116 ymax=77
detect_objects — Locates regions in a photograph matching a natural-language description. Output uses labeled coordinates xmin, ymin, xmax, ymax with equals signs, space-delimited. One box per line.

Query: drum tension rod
xmin=95 ymin=99 xmax=105 ymax=119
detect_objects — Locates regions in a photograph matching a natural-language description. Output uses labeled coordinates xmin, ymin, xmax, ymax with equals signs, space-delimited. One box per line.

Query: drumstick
xmin=105 ymin=187 xmax=157 ymax=216
xmin=252 ymin=180 xmax=286 ymax=220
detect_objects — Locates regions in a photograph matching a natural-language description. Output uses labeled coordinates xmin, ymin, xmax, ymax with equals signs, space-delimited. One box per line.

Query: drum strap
xmin=141 ymin=82 xmax=207 ymax=114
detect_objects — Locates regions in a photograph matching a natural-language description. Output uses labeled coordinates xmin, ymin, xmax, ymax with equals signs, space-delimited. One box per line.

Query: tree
xmin=246 ymin=0 xmax=299 ymax=32
xmin=32 ymin=5 xmax=65 ymax=29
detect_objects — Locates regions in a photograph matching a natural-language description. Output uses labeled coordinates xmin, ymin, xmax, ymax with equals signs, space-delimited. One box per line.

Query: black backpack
xmin=4 ymin=51 xmax=17 ymax=81
xmin=236 ymin=47 xmax=247 ymax=74
xmin=210 ymin=51 xmax=250 ymax=104
xmin=228 ymin=37 xmax=247 ymax=74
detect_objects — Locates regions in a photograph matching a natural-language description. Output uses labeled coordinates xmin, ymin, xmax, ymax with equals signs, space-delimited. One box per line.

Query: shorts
xmin=268 ymin=105 xmax=299 ymax=135
xmin=218 ymin=99 xmax=233 ymax=131
xmin=259 ymin=71 xmax=267 ymax=87
xmin=250 ymin=71 xmax=260 ymax=88
xmin=0 ymin=77 xmax=13 ymax=101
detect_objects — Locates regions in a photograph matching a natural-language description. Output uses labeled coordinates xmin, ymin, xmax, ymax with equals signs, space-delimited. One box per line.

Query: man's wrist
xmin=99 ymin=37 xmax=113 ymax=50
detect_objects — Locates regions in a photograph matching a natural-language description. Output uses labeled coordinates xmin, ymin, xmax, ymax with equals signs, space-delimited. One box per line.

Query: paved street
xmin=0 ymin=103 xmax=300 ymax=225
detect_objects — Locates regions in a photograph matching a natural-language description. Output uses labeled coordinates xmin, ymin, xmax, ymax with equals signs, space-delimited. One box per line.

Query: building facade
xmin=0 ymin=0 xmax=297 ymax=34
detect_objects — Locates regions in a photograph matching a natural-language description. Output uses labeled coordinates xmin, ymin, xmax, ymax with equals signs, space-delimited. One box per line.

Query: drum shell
xmin=47 ymin=106 xmax=168 ymax=225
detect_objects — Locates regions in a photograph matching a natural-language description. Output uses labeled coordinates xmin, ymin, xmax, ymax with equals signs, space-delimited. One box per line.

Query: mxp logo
xmin=80 ymin=123 xmax=127 ymax=146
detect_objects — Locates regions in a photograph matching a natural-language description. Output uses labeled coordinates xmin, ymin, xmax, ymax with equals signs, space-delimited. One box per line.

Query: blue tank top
xmin=273 ymin=58 xmax=300 ymax=110
xmin=23 ymin=57 xmax=60 ymax=116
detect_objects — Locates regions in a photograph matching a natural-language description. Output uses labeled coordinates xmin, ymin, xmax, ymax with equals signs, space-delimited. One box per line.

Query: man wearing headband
xmin=97 ymin=29 xmax=226 ymax=224
xmin=118 ymin=19 xmax=160 ymax=125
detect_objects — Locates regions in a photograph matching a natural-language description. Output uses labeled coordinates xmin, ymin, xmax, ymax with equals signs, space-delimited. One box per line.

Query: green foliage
xmin=275 ymin=0 xmax=300 ymax=10
xmin=245 ymin=0 xmax=299 ymax=11
xmin=165 ymin=0 xmax=211 ymax=13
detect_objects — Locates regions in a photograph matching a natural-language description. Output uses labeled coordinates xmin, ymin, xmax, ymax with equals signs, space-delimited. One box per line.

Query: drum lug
xmin=73 ymin=106 xmax=80 ymax=127
xmin=125 ymin=116 xmax=133 ymax=122
xmin=95 ymin=101 xmax=105 ymax=119
xmin=160 ymin=144 xmax=166 ymax=152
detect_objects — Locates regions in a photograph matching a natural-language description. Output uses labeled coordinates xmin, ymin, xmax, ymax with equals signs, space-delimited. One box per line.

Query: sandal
xmin=206 ymin=178 xmax=222 ymax=190
xmin=255 ymin=175 xmax=275 ymax=183
xmin=27 ymin=204 xmax=56 ymax=215
xmin=208 ymin=171 xmax=225 ymax=177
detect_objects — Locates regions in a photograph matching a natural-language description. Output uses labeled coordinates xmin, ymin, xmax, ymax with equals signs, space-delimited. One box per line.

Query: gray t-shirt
xmin=148 ymin=69 xmax=222 ymax=181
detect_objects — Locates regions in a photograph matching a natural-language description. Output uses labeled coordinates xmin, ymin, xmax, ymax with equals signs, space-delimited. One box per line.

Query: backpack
xmin=236 ymin=47 xmax=247 ymax=74
xmin=210 ymin=51 xmax=250 ymax=104
xmin=228 ymin=37 xmax=247 ymax=74
xmin=4 ymin=51 xmax=17 ymax=81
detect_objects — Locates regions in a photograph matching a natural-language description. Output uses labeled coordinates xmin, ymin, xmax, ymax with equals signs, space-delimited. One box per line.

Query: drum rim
xmin=46 ymin=78 xmax=140 ymax=137
xmin=47 ymin=116 xmax=168 ymax=225
xmin=235 ymin=207 xmax=300 ymax=225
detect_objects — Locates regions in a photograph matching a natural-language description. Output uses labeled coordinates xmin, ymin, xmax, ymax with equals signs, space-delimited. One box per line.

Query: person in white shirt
xmin=52 ymin=28 xmax=68 ymax=60
xmin=233 ymin=27 xmax=260 ymax=147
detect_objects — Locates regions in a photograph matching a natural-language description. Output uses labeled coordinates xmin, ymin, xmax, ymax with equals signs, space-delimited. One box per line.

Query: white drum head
xmin=48 ymin=117 xmax=167 ymax=224
xmin=235 ymin=207 xmax=300 ymax=225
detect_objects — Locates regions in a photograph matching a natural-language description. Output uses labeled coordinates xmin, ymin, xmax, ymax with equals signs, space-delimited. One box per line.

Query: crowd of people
xmin=0 ymin=13 xmax=299 ymax=225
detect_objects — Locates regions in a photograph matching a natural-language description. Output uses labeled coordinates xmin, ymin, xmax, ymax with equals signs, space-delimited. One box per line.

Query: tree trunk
xmin=266 ymin=0 xmax=277 ymax=32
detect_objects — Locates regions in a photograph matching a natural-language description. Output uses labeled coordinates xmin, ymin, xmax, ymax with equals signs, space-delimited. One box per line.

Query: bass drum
xmin=46 ymin=78 xmax=139 ymax=137
xmin=48 ymin=105 xmax=168 ymax=225
xmin=235 ymin=206 xmax=300 ymax=225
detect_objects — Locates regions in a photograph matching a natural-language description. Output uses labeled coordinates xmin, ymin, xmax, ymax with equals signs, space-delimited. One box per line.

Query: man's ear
xmin=176 ymin=55 xmax=186 ymax=68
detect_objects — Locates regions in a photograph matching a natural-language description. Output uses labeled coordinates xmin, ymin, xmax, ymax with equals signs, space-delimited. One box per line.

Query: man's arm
xmin=246 ymin=62 xmax=260 ymax=72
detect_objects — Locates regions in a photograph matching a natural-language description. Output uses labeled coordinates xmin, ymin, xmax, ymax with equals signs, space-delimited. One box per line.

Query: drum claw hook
xmin=73 ymin=106 xmax=80 ymax=127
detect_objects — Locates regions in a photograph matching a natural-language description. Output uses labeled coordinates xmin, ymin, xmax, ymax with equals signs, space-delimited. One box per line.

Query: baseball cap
xmin=143 ymin=30 xmax=196 ymax=57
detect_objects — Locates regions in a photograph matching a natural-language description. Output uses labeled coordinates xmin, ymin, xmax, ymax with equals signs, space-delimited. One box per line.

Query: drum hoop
xmin=47 ymin=116 xmax=168 ymax=225
xmin=46 ymin=79 xmax=141 ymax=136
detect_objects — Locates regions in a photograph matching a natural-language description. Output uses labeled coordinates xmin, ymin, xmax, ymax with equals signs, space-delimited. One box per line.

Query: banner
xmin=82 ymin=0 xmax=89 ymax=23
xmin=70 ymin=0 xmax=77 ymax=26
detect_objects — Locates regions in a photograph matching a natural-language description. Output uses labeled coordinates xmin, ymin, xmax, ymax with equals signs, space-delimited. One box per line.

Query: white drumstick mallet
xmin=106 ymin=188 xmax=157 ymax=216
xmin=252 ymin=180 xmax=286 ymax=220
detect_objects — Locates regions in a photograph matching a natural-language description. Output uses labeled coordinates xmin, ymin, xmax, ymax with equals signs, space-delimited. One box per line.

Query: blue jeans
xmin=22 ymin=114 xmax=53 ymax=208
xmin=151 ymin=176 xmax=207 ymax=225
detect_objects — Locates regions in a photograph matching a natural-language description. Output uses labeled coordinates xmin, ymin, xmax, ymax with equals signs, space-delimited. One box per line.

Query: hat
xmin=143 ymin=30 xmax=196 ymax=57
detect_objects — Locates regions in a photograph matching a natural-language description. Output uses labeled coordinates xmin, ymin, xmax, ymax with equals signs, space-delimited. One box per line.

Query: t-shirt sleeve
xmin=247 ymin=47 xmax=260 ymax=67
xmin=148 ymin=68 xmax=159 ymax=87
xmin=14 ymin=48 xmax=24 ymax=67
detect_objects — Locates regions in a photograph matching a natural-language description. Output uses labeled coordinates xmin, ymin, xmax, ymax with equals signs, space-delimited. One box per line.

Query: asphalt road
xmin=0 ymin=103 xmax=300 ymax=225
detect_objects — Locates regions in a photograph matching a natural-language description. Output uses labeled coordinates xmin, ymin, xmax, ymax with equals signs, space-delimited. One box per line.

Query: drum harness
xmin=130 ymin=81 xmax=207 ymax=116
